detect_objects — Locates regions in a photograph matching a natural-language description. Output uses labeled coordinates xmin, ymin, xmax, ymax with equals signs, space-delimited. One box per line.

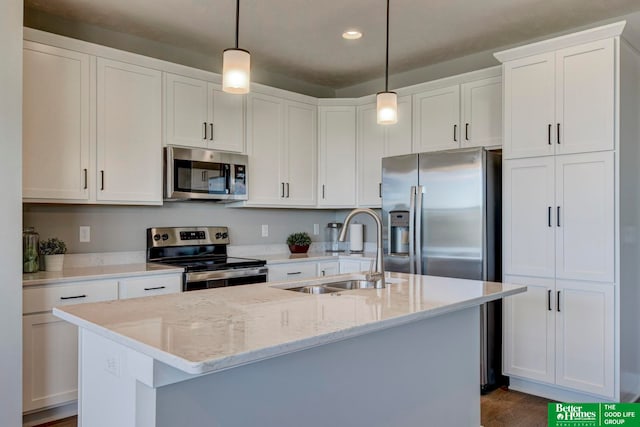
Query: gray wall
xmin=23 ymin=204 xmax=338 ymax=253
xmin=1 ymin=0 xmax=23 ymax=424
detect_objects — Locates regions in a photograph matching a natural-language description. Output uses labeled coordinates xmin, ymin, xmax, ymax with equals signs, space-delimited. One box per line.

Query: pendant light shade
xmin=377 ymin=91 xmax=398 ymax=124
xmin=377 ymin=0 xmax=397 ymax=125
xmin=223 ymin=48 xmax=250 ymax=94
xmin=222 ymin=0 xmax=250 ymax=94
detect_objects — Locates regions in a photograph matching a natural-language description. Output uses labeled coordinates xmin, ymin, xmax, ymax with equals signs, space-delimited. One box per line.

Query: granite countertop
xmin=53 ymin=272 xmax=526 ymax=375
xmin=23 ymin=263 xmax=184 ymax=287
xmin=262 ymin=251 xmax=376 ymax=264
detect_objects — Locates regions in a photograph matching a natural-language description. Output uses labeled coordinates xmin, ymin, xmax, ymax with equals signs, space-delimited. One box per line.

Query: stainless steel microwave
xmin=164 ymin=146 xmax=248 ymax=202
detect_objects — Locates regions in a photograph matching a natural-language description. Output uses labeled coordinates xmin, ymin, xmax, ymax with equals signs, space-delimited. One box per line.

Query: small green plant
xmin=39 ymin=237 xmax=67 ymax=255
xmin=286 ymin=232 xmax=312 ymax=246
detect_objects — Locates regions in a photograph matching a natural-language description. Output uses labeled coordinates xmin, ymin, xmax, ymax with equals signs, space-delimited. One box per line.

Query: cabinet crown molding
xmin=494 ymin=21 xmax=625 ymax=63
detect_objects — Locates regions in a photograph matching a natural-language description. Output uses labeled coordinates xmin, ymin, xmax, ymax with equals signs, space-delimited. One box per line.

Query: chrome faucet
xmin=338 ymin=208 xmax=385 ymax=289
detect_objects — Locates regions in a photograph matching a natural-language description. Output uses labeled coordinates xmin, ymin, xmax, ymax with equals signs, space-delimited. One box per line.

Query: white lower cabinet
xmin=23 ymin=273 xmax=182 ymax=415
xmin=503 ymin=275 xmax=614 ymax=398
xmin=317 ymin=261 xmax=339 ymax=277
xmin=268 ymin=262 xmax=318 ymax=282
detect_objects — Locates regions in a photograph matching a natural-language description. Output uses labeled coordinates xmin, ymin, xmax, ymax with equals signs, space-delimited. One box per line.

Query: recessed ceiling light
xmin=342 ymin=30 xmax=363 ymax=40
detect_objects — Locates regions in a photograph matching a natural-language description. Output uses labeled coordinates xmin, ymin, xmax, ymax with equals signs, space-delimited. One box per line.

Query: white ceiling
xmin=24 ymin=0 xmax=640 ymax=89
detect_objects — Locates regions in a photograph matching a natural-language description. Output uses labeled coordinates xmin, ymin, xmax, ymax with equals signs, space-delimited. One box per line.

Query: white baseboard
xmin=23 ymin=401 xmax=77 ymax=427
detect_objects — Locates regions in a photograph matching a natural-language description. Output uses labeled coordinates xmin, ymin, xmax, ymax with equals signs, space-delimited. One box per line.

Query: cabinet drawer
xmin=119 ymin=274 xmax=182 ymax=299
xmin=24 ymin=280 xmax=118 ymax=314
xmin=268 ymin=262 xmax=318 ymax=282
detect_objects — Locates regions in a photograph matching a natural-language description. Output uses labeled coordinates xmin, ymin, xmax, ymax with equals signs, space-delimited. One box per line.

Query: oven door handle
xmin=185 ymin=266 xmax=268 ymax=283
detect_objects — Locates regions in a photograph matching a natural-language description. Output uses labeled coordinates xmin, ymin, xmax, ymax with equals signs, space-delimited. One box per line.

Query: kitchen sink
xmin=320 ymin=280 xmax=377 ymax=290
xmin=285 ymin=285 xmax=344 ymax=294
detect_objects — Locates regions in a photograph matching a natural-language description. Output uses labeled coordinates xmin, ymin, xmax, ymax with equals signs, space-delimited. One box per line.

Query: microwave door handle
xmin=415 ymin=186 xmax=424 ymax=275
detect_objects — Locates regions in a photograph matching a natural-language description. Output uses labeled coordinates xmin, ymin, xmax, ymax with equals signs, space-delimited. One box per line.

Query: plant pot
xmin=44 ymin=254 xmax=64 ymax=272
xmin=288 ymin=244 xmax=310 ymax=254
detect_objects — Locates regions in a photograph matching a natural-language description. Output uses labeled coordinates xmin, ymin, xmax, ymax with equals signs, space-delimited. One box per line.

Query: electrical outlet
xmin=261 ymin=224 xmax=269 ymax=237
xmin=79 ymin=226 xmax=91 ymax=243
xmin=313 ymin=224 xmax=320 ymax=235
xmin=105 ymin=354 xmax=120 ymax=377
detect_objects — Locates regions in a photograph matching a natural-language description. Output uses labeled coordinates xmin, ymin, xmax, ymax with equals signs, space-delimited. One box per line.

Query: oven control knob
xmin=222 ymin=232 xmax=228 ymax=239
xmin=215 ymin=232 xmax=222 ymax=239
xmin=153 ymin=234 xmax=161 ymax=241
xmin=162 ymin=233 xmax=169 ymax=241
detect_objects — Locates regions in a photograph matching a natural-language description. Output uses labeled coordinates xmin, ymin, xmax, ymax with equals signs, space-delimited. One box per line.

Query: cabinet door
xmin=96 ymin=58 xmax=162 ymax=204
xmin=502 ymin=275 xmax=555 ymax=385
xmin=555 ymin=280 xmax=614 ymax=398
xmin=357 ymin=103 xmax=385 ymax=207
xmin=503 ymin=157 xmax=555 ymax=278
xmin=555 ymin=152 xmax=614 ymax=282
xmin=268 ymin=262 xmax=318 ymax=282
xmin=23 ymin=42 xmax=90 ymax=201
xmin=412 ymin=85 xmax=460 ymax=153
xmin=209 ymin=84 xmax=245 ymax=153
xmin=318 ymin=106 xmax=357 ymax=207
xmin=246 ymin=93 xmax=285 ymax=204
xmin=555 ymin=39 xmax=615 ymax=155
xmin=339 ymin=260 xmax=363 ymax=274
xmin=284 ymin=101 xmax=317 ymax=206
xmin=164 ymin=73 xmax=209 ymax=149
xmin=385 ymin=95 xmax=413 ymax=157
xmin=317 ymin=261 xmax=339 ymax=277
xmin=461 ymin=77 xmax=502 ymax=148
xmin=23 ymin=313 xmax=78 ymax=412
xmin=118 ymin=274 xmax=182 ymax=299
xmin=503 ymin=52 xmax=555 ymax=159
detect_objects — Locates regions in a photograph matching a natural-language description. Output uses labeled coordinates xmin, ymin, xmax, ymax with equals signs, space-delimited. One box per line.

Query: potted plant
xmin=286 ymin=232 xmax=312 ymax=254
xmin=39 ymin=237 xmax=67 ymax=272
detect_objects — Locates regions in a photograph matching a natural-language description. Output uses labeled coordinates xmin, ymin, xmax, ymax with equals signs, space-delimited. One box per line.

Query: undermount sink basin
xmin=321 ymin=280 xmax=377 ymax=290
xmin=285 ymin=285 xmax=344 ymax=294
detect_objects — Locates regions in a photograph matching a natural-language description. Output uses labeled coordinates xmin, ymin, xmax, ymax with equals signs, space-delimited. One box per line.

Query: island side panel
xmin=155 ymin=306 xmax=481 ymax=427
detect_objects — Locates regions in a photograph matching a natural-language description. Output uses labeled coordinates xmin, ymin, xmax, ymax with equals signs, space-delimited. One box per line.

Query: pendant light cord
xmin=385 ymin=0 xmax=390 ymax=92
xmin=235 ymin=0 xmax=240 ymax=48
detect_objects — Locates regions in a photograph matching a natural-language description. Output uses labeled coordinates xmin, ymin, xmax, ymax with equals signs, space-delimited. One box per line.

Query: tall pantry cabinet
xmin=497 ymin=21 xmax=640 ymax=402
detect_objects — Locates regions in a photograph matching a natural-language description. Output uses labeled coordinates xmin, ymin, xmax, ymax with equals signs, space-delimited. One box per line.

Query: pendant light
xmin=377 ymin=0 xmax=397 ymax=124
xmin=223 ymin=0 xmax=250 ymax=94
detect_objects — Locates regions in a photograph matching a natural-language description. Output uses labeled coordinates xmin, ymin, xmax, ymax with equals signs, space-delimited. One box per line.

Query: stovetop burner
xmin=166 ymin=256 xmax=266 ymax=272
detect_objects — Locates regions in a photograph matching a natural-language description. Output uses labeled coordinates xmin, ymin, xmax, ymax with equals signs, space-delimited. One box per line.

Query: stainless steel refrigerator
xmin=382 ymin=147 xmax=503 ymax=392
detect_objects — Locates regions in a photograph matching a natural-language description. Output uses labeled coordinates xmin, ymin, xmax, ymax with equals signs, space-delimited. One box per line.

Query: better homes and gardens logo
xmin=549 ymin=403 xmax=640 ymax=426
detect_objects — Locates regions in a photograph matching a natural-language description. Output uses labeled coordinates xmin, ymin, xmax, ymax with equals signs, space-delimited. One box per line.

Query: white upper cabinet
xmin=555 ymin=39 xmax=615 ymax=155
xmin=96 ymin=58 xmax=162 ymax=204
xmin=503 ymin=39 xmax=615 ymax=159
xmin=23 ymin=42 xmax=91 ymax=202
xmin=461 ymin=76 xmax=502 ymax=147
xmin=247 ymin=92 xmax=316 ymax=207
xmin=318 ymin=105 xmax=357 ymax=207
xmin=164 ymin=73 xmax=244 ymax=153
xmin=554 ymin=152 xmax=614 ymax=282
xmin=357 ymin=97 xmax=412 ymax=207
xmin=413 ymin=85 xmax=460 ymax=153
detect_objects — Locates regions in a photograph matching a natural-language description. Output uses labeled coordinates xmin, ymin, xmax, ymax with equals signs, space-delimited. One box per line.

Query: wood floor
xmin=36 ymin=387 xmax=550 ymax=427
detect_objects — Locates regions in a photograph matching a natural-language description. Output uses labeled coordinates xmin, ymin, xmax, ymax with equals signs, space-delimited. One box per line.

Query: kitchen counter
xmin=53 ymin=273 xmax=526 ymax=427
xmin=260 ymin=251 xmax=376 ymax=264
xmin=22 ymin=263 xmax=183 ymax=287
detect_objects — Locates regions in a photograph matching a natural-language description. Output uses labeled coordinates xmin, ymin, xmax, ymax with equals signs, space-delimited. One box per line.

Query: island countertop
xmin=53 ymin=272 xmax=526 ymax=375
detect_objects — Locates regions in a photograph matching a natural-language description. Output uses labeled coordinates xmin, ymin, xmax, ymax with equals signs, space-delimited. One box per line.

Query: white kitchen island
xmin=53 ymin=272 xmax=525 ymax=427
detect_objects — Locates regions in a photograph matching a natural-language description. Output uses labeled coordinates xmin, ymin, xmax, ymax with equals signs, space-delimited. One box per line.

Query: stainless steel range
xmin=147 ymin=226 xmax=267 ymax=292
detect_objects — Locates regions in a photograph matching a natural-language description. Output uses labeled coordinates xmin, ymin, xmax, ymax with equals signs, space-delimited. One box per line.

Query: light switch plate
xmin=313 ymin=224 xmax=320 ymax=235
xmin=261 ymin=224 xmax=269 ymax=237
xmin=79 ymin=226 xmax=91 ymax=243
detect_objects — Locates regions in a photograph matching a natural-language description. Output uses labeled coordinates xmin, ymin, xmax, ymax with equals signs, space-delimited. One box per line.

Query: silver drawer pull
xmin=287 ymin=272 xmax=302 ymax=275
xmin=144 ymin=286 xmax=166 ymax=291
xmin=60 ymin=294 xmax=87 ymax=300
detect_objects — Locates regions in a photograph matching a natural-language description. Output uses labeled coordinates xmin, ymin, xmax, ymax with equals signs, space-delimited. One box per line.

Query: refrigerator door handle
xmin=415 ymin=185 xmax=425 ymax=275
xmin=409 ymin=186 xmax=417 ymax=274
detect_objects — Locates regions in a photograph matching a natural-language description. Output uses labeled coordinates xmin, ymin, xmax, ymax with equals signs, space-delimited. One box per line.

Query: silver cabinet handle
xmin=144 ymin=286 xmax=166 ymax=291
xmin=322 ymin=184 xmax=325 ymax=199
